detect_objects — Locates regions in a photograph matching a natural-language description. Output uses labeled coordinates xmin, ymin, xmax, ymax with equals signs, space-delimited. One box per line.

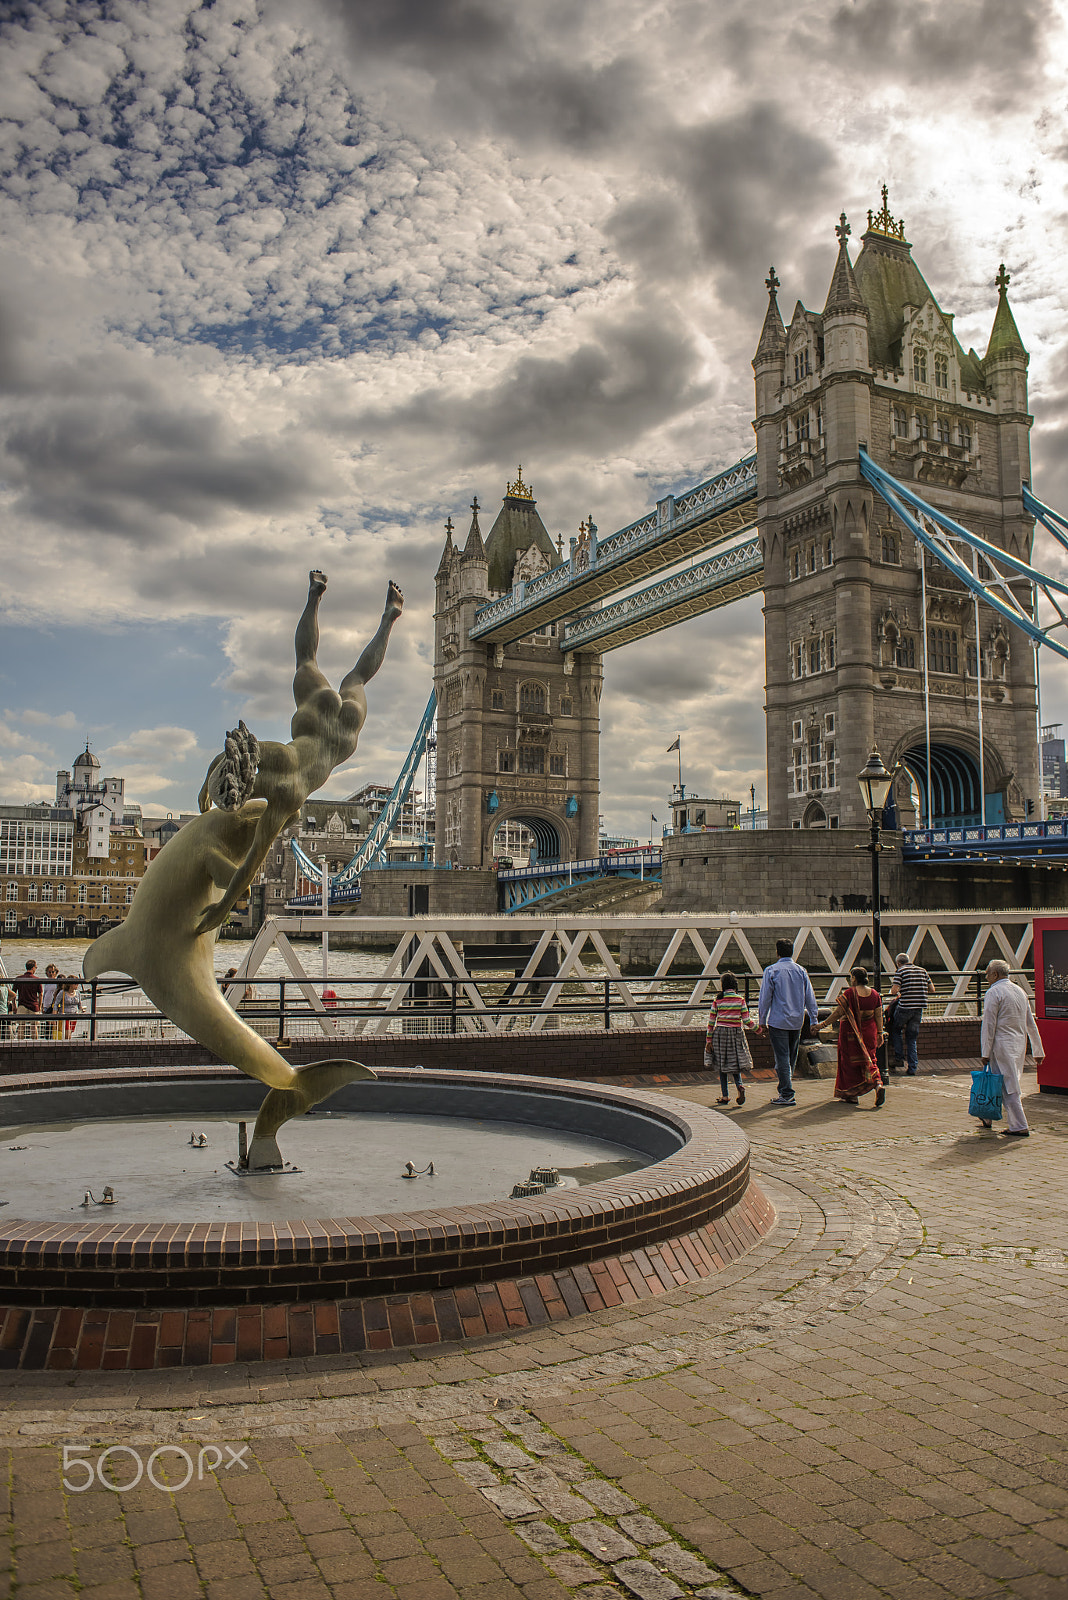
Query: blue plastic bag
xmin=969 ymin=1068 xmax=1004 ymax=1122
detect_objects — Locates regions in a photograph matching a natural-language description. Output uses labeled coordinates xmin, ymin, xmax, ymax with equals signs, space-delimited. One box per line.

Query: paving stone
xmin=575 ymin=1588 xmax=630 ymax=1600
xmin=611 ymin=1557 xmax=684 ymax=1600
xmin=514 ymin=1521 xmax=569 ymax=1555
xmin=694 ymin=1589 xmax=745 ymax=1600
xmin=546 ymin=1551 xmax=604 ymax=1584
xmin=514 ymin=1468 xmax=596 ymax=1521
xmin=649 ymin=1541 xmax=719 ymax=1583
xmin=482 ymin=1441 xmax=535 ymax=1469
xmin=570 ymin=1521 xmax=639 ymax=1562
xmin=452 ymin=1460 xmax=498 ymax=1488
xmin=617 ymin=1514 xmax=668 ymax=1545
xmin=576 ymin=1479 xmax=638 ymax=1515
xmin=478 ymin=1483 xmax=542 ymax=1518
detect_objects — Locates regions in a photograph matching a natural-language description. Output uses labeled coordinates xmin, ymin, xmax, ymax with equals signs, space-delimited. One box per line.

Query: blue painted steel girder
xmin=469 ymin=455 xmax=757 ymax=646
xmin=560 ymin=537 xmax=764 ymax=653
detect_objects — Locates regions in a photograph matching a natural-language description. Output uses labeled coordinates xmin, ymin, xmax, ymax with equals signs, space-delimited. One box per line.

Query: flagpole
xmin=678 ymin=738 xmax=682 ymax=796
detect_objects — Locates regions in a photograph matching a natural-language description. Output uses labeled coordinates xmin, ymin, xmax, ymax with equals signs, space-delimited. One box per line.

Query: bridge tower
xmin=433 ymin=471 xmax=602 ymax=867
xmin=755 ymin=190 xmax=1039 ymax=831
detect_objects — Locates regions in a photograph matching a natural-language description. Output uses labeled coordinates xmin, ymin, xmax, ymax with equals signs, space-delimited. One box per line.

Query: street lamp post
xmin=857 ymin=746 xmax=895 ymax=1005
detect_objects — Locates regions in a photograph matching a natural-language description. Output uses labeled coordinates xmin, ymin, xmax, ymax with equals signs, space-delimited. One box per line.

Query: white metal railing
xmin=215 ymin=909 xmax=1034 ymax=1037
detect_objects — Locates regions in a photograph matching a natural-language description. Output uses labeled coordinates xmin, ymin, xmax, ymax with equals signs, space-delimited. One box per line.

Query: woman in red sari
xmin=822 ymin=964 xmax=886 ymax=1108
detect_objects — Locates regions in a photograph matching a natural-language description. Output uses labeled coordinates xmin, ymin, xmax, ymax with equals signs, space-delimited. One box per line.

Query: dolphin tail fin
xmin=83 ymin=922 xmax=136 ymax=982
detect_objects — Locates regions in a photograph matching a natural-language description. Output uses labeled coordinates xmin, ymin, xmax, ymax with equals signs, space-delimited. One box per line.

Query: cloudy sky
xmin=3 ymin=0 xmax=1068 ymax=838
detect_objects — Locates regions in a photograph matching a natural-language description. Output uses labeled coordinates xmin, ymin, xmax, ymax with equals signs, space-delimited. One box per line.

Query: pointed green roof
xmin=853 ymin=228 xmax=985 ymax=390
xmin=461 ymin=498 xmax=485 ymax=560
xmin=985 ymin=264 xmax=1027 ymax=362
xmin=484 ymin=468 xmax=560 ymax=593
xmin=753 ymin=267 xmax=786 ymax=365
xmin=436 ymin=516 xmax=456 ymax=577
xmin=823 ymin=215 xmax=867 ymax=316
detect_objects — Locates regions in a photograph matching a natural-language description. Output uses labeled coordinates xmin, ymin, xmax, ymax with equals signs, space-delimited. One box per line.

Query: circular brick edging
xmin=0 ymin=1066 xmax=768 ymax=1368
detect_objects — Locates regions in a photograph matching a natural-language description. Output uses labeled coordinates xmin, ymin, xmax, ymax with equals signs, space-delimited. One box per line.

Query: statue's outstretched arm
xmin=199 ymin=753 xmax=224 ymax=814
xmin=195 ymin=807 xmax=283 ymax=935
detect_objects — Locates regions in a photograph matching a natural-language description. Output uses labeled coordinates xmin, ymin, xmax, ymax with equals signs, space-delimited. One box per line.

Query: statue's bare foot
xmin=385 ymin=579 xmax=404 ymax=621
xmin=309 ymin=569 xmax=328 ymax=596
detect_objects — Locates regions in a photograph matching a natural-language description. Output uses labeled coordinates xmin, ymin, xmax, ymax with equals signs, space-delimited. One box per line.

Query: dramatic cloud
xmin=1 ymin=0 xmax=1068 ymax=829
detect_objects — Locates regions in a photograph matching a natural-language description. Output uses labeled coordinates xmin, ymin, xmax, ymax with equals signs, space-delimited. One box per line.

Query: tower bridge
xmin=301 ymin=186 xmax=1068 ymax=897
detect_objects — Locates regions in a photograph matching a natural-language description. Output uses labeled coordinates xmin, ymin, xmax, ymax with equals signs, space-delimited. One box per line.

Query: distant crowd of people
xmin=705 ymin=938 xmax=1042 ymax=1136
xmin=0 ymin=960 xmax=85 ymax=1039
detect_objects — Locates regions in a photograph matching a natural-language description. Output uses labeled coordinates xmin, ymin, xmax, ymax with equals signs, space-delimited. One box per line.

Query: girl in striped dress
xmin=704 ymin=973 xmax=755 ymax=1106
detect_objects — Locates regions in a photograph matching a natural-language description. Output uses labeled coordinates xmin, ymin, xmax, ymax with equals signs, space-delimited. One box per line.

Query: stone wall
xmin=345 ymin=866 xmax=498 ymax=927
xmin=658 ymin=829 xmax=1068 ymax=918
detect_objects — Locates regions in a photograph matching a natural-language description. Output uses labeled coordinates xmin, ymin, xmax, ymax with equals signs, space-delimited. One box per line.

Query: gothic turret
xmin=984 ymin=264 xmax=1028 ymax=366
xmin=823 ymin=214 xmax=868 ymax=317
xmin=752 ymin=267 xmax=786 ymax=368
xmin=483 ymin=467 xmax=560 ymax=594
xmin=983 ymin=264 xmax=1031 ymax=504
xmin=435 ymin=515 xmax=455 ymax=579
xmin=462 ymin=497 xmax=485 ymax=560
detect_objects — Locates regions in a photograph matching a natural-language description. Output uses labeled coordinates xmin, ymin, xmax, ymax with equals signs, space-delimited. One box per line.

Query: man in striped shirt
xmin=890 ymin=952 xmax=933 ymax=1075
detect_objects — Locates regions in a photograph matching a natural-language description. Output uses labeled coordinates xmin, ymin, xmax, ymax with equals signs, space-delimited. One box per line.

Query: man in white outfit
xmin=980 ymin=958 xmax=1043 ymax=1137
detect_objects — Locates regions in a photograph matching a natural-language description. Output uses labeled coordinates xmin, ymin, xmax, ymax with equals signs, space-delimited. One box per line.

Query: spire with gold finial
xmin=505 ymin=464 xmax=535 ymax=501
xmin=753 ymin=264 xmax=786 ymax=367
xmin=866 ymin=183 xmax=907 ymax=242
xmin=462 ymin=496 xmax=486 ymax=560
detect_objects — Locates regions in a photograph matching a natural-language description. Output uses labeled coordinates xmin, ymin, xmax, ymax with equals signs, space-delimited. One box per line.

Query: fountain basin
xmin=0 ymin=1066 xmax=770 ymax=1368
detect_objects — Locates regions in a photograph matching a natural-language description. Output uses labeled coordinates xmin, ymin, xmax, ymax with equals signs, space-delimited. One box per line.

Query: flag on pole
xmin=651 ymin=814 xmax=658 ymax=823
xmin=666 ymin=736 xmax=680 ymax=753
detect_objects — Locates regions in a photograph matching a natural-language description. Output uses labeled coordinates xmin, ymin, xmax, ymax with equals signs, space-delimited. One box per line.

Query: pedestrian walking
xmin=54 ymin=979 xmax=85 ymax=1039
xmin=758 ymin=938 xmax=818 ymax=1106
xmin=42 ymin=964 xmax=61 ymax=1040
xmin=980 ymin=958 xmax=1043 ymax=1137
xmin=889 ymin=951 xmax=933 ymax=1074
xmin=704 ymin=973 xmax=754 ymax=1107
xmin=0 ymin=976 xmax=13 ymax=1040
xmin=11 ymin=960 xmax=43 ymax=1039
xmin=821 ymin=965 xmax=886 ymax=1108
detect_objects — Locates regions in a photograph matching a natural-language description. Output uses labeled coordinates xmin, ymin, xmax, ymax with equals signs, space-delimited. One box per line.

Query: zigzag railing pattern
xmin=228 ymin=909 xmax=1034 ymax=1038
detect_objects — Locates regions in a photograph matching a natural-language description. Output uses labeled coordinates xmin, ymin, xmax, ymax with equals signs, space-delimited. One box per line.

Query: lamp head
xmin=858 ymin=746 xmax=894 ymax=815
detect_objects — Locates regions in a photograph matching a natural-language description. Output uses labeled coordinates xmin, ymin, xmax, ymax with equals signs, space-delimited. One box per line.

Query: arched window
xmin=913 ymin=348 xmax=927 ymax=384
xmin=519 ymin=682 xmax=546 ymax=716
xmin=934 ymin=352 xmax=948 ymax=389
xmin=882 ymin=530 xmax=898 ymax=563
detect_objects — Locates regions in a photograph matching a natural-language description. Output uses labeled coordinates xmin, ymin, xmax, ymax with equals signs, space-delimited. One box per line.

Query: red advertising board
xmin=1031 ymin=917 xmax=1068 ymax=1092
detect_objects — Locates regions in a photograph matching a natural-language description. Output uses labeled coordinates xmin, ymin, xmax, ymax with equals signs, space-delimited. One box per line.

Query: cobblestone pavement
xmin=0 ymin=1068 xmax=1065 ymax=1600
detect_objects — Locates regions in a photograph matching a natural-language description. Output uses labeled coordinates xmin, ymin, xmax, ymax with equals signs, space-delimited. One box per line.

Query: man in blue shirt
xmin=758 ymin=939 xmax=818 ymax=1106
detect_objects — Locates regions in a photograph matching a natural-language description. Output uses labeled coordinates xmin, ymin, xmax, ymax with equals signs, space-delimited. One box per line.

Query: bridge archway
xmin=487 ymin=809 xmax=567 ymax=866
xmin=899 ymin=740 xmax=992 ymax=828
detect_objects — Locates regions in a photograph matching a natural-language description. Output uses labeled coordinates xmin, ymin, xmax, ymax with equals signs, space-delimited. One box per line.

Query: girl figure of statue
xmin=195 ymin=571 xmax=403 ymax=934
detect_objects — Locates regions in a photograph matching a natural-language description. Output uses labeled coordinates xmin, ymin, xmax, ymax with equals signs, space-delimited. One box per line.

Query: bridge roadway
xmin=469 ymin=453 xmax=757 ymax=647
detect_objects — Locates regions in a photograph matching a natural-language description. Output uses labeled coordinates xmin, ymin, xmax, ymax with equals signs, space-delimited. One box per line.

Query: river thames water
xmin=0 ymin=936 xmax=391 ymax=984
